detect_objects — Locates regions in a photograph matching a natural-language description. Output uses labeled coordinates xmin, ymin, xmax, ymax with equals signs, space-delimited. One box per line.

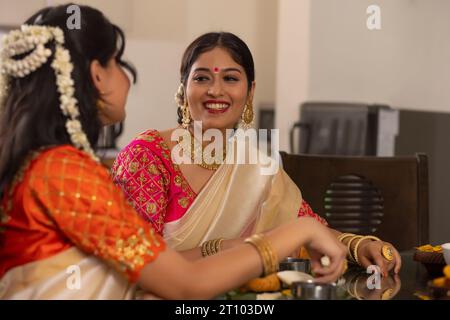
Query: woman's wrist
xmin=336 ymin=233 xmax=379 ymax=265
xmin=294 ymin=217 xmax=320 ymax=244
xmin=356 ymin=238 xmax=377 ymax=257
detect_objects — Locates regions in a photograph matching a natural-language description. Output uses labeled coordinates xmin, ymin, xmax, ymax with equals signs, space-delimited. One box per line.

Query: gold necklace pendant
xmin=177 ymin=130 xmax=226 ymax=171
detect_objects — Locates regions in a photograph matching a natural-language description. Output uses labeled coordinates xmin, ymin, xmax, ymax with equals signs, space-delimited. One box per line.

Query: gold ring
xmin=381 ymin=288 xmax=394 ymax=300
xmin=381 ymin=245 xmax=394 ymax=261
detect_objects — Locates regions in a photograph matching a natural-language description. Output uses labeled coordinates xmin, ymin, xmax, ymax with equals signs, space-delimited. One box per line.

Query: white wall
xmin=0 ymin=0 xmax=47 ymax=26
xmin=309 ymin=0 xmax=450 ymax=113
xmin=186 ymin=0 xmax=279 ymax=108
xmin=274 ymin=0 xmax=450 ymax=151
xmin=275 ymin=0 xmax=311 ymax=152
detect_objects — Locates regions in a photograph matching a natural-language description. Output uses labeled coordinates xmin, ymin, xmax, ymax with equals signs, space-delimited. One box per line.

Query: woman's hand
xmin=357 ymin=240 xmax=402 ymax=277
xmin=301 ymin=219 xmax=347 ymax=283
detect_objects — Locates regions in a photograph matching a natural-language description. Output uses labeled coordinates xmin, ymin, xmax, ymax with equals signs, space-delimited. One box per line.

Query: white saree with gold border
xmin=164 ymin=140 xmax=303 ymax=250
xmin=0 ymin=247 xmax=135 ymax=300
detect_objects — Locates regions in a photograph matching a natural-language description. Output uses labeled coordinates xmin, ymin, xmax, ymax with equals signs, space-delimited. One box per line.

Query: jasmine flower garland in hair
xmin=0 ymin=25 xmax=99 ymax=162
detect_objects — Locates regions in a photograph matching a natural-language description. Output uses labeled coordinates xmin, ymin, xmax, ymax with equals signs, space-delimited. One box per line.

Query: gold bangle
xmin=215 ymin=238 xmax=224 ymax=253
xmin=353 ymin=235 xmax=381 ymax=265
xmin=245 ymin=236 xmax=268 ymax=276
xmin=347 ymin=235 xmax=363 ymax=263
xmin=211 ymin=239 xmax=219 ymax=254
xmin=249 ymin=234 xmax=273 ymax=275
xmin=244 ymin=234 xmax=278 ymax=276
xmin=354 ymin=277 xmax=363 ymax=300
xmin=210 ymin=239 xmax=218 ymax=255
xmin=201 ymin=241 xmax=208 ymax=257
xmin=201 ymin=238 xmax=225 ymax=257
xmin=262 ymin=240 xmax=278 ymax=274
xmin=201 ymin=240 xmax=213 ymax=257
xmin=337 ymin=233 xmax=356 ymax=243
xmin=258 ymin=234 xmax=279 ymax=274
xmin=207 ymin=239 xmax=215 ymax=255
xmin=346 ymin=273 xmax=359 ymax=298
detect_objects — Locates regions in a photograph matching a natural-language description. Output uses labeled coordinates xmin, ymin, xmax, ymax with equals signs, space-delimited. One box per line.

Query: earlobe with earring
xmin=97 ymin=99 xmax=106 ymax=111
xmin=181 ymin=99 xmax=191 ymax=129
xmin=239 ymin=99 xmax=254 ymax=130
xmin=175 ymin=83 xmax=191 ymax=129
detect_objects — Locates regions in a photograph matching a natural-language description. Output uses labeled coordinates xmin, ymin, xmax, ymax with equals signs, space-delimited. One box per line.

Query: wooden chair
xmin=280 ymin=152 xmax=429 ymax=251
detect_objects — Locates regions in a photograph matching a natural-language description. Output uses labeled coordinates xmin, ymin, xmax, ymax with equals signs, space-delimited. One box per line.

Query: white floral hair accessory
xmin=0 ymin=25 xmax=99 ymax=162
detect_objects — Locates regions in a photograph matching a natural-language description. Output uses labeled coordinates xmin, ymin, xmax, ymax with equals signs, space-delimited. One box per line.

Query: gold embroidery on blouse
xmin=138 ymin=172 xmax=147 ymax=185
xmin=115 ymin=228 xmax=160 ymax=272
xmin=129 ymin=161 xmax=139 ymax=174
xmin=174 ymin=175 xmax=182 ymax=187
xmin=153 ymin=131 xmax=196 ymax=205
xmin=140 ymin=152 xmax=149 ymax=164
xmin=137 ymin=193 xmax=146 ymax=205
xmin=148 ymin=164 xmax=159 ymax=175
xmin=178 ymin=197 xmax=189 ymax=208
xmin=146 ymin=203 xmax=157 ymax=215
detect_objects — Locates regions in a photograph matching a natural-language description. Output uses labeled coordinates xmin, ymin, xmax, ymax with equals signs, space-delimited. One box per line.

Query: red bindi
xmin=213 ymin=67 xmax=220 ymax=73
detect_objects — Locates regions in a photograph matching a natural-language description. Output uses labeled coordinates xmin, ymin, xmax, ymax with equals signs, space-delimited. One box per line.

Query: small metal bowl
xmin=291 ymin=281 xmax=337 ymax=300
xmin=279 ymin=258 xmax=311 ymax=273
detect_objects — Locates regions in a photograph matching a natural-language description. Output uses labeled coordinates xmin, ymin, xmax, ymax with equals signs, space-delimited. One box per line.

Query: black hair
xmin=177 ymin=32 xmax=255 ymax=124
xmin=0 ymin=3 xmax=137 ymax=193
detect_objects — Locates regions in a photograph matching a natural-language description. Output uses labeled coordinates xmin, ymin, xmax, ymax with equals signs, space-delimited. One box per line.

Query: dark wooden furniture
xmin=280 ymin=152 xmax=429 ymax=251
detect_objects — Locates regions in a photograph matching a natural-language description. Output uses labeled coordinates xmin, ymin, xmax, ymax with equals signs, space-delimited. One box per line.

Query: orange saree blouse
xmin=0 ymin=145 xmax=165 ymax=283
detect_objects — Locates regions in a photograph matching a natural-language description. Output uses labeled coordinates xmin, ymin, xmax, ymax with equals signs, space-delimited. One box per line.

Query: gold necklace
xmin=177 ymin=130 xmax=226 ymax=171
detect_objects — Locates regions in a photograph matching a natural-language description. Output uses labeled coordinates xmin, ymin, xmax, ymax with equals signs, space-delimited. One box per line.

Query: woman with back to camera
xmin=0 ymin=4 xmax=346 ymax=299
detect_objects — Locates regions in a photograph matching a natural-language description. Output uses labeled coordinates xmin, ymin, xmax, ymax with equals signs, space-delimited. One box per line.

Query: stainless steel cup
xmin=291 ymin=281 xmax=337 ymax=300
xmin=278 ymin=258 xmax=311 ymax=273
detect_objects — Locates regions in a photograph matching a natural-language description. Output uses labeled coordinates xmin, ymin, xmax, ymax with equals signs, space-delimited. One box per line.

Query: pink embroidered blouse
xmin=112 ymin=129 xmax=327 ymax=236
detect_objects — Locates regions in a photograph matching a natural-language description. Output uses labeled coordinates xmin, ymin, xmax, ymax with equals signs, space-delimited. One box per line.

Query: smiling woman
xmin=112 ymin=32 xmax=331 ymax=248
xmin=112 ymin=32 xmax=402 ymax=280
xmin=177 ymin=32 xmax=255 ymax=132
xmin=185 ymin=47 xmax=253 ymax=131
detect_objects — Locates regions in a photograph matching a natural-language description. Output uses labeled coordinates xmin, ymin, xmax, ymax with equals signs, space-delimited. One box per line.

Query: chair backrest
xmin=280 ymin=152 xmax=429 ymax=251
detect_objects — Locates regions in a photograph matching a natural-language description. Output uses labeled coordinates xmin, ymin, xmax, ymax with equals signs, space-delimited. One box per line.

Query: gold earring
xmin=175 ymin=83 xmax=191 ymax=129
xmin=97 ymin=99 xmax=106 ymax=111
xmin=175 ymin=84 xmax=184 ymax=108
xmin=181 ymin=99 xmax=191 ymax=129
xmin=242 ymin=101 xmax=254 ymax=125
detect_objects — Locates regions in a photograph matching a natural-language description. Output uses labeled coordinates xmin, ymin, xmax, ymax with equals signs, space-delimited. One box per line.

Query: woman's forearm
xmin=179 ymin=238 xmax=245 ymax=261
xmin=138 ymin=219 xmax=315 ymax=299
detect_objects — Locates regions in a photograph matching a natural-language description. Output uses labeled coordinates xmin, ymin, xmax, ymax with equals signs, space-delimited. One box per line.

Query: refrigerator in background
xmin=290 ymin=102 xmax=399 ymax=156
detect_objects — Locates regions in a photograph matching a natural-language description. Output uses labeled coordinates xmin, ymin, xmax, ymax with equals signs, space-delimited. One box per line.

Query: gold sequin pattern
xmin=14 ymin=145 xmax=167 ymax=282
